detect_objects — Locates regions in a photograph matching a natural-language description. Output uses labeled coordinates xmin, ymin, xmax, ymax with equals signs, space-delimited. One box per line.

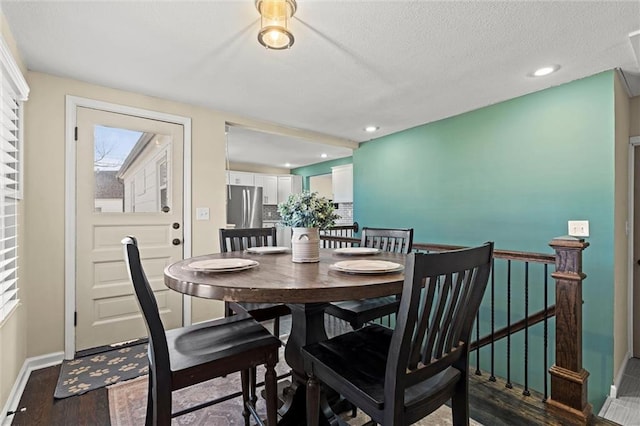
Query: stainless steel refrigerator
xmin=226 ymin=185 xmax=263 ymax=229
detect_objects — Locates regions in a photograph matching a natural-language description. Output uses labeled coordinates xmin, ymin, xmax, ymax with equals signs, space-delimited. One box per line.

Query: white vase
xmin=291 ymin=227 xmax=320 ymax=263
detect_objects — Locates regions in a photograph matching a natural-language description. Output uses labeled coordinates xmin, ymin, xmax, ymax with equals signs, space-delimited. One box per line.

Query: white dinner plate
xmin=184 ymin=258 xmax=259 ymax=272
xmin=330 ymin=260 xmax=403 ymax=274
xmin=334 ymin=247 xmax=381 ymax=255
xmin=246 ymin=246 xmax=289 ymax=254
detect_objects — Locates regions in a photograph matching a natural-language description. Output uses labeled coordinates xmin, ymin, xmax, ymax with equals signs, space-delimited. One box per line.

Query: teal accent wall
xmin=353 ymin=72 xmax=615 ymax=409
xmin=291 ymin=156 xmax=353 ymax=190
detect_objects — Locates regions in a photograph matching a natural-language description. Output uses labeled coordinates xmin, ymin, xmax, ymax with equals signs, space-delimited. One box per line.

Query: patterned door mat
xmin=54 ymin=343 xmax=149 ymax=399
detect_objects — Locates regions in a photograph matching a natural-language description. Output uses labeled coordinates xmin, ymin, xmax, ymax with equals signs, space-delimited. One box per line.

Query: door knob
xmin=162 ymin=206 xmax=170 ymax=213
xmin=172 ymin=238 xmax=181 ymax=246
xmin=172 ymin=222 xmax=180 ymax=229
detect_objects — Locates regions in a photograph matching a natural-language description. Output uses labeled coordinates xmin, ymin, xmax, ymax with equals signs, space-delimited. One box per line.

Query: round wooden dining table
xmin=164 ymin=248 xmax=406 ymax=425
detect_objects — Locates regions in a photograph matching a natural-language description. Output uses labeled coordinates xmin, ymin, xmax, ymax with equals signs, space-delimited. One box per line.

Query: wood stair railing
xmin=319 ymin=232 xmax=592 ymax=424
xmin=469 ymin=305 xmax=556 ymax=352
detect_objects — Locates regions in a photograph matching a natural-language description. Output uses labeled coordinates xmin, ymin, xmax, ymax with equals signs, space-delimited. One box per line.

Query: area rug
xmin=54 ymin=343 xmax=148 ymax=399
xmin=109 ymin=372 xmax=483 ymax=425
xmin=109 ymin=352 xmax=292 ymax=426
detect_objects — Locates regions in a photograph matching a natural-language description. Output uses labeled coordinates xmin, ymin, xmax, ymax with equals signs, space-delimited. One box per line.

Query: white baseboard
xmin=609 ymin=351 xmax=632 ymax=399
xmin=1 ymin=351 xmax=64 ymax=426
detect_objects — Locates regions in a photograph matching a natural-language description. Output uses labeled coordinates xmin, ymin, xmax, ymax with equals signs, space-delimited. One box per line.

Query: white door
xmin=75 ymin=107 xmax=184 ymax=352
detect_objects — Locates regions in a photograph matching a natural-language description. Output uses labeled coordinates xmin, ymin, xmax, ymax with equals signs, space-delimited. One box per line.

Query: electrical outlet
xmin=568 ymin=220 xmax=589 ymax=237
xmin=196 ymin=207 xmax=210 ymax=221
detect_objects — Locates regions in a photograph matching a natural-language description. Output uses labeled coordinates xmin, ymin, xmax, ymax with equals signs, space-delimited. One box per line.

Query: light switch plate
xmin=568 ymin=220 xmax=589 ymax=237
xmin=196 ymin=207 xmax=210 ymax=221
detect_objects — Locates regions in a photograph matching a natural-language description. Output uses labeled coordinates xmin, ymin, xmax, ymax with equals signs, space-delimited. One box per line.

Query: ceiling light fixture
xmin=285 ymin=162 xmax=291 ymax=167
xmin=321 ymin=153 xmax=328 ymax=158
xmin=256 ymin=0 xmax=296 ymax=50
xmin=364 ymin=126 xmax=379 ymax=133
xmin=531 ymin=65 xmax=560 ymax=77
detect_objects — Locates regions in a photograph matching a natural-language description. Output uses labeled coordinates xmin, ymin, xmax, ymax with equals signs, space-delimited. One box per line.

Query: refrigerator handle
xmin=247 ymin=189 xmax=253 ymax=228
xmin=246 ymin=189 xmax=250 ymax=228
xmin=242 ymin=189 xmax=246 ymax=228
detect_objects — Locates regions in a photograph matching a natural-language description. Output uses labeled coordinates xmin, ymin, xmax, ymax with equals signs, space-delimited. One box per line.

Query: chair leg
xmin=149 ymin=369 xmax=172 ymax=426
xmin=250 ymin=367 xmax=258 ymax=406
xmin=450 ymin=377 xmax=470 ymax=426
xmin=351 ymin=317 xmax=364 ymax=330
xmin=274 ymin=316 xmax=280 ymax=337
xmin=145 ymin=373 xmax=154 ymax=426
xmin=264 ymin=357 xmax=278 ymax=425
xmin=306 ymin=373 xmax=320 ymax=426
xmin=240 ymin=369 xmax=251 ymax=426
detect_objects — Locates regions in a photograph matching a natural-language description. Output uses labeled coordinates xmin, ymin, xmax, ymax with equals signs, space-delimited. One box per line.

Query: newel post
xmin=547 ymin=236 xmax=592 ymax=422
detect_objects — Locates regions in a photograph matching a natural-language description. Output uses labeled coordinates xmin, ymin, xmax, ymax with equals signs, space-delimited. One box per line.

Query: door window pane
xmin=93 ymin=126 xmax=172 ymax=213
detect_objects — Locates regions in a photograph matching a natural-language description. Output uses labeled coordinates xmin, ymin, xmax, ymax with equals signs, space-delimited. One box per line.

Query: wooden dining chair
xmin=219 ymin=227 xmax=291 ymax=338
xmin=324 ymin=227 xmax=414 ymax=329
xmin=122 ymin=236 xmax=280 ymax=426
xmin=303 ymin=242 xmax=494 ymax=426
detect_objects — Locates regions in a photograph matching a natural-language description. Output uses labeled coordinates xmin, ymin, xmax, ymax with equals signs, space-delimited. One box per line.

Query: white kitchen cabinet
xmin=227 ymin=170 xmax=299 ymax=204
xmin=291 ymin=174 xmax=302 ymax=194
xmin=277 ymin=175 xmax=303 ymax=204
xmin=332 ymin=164 xmax=353 ymax=203
xmin=256 ymin=175 xmax=278 ymax=205
xmin=277 ymin=176 xmax=293 ymax=204
xmin=228 ymin=171 xmax=255 ymax=186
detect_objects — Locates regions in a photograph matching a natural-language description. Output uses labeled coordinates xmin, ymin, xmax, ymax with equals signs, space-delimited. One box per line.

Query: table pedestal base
xmin=278 ymin=303 xmax=346 ymax=425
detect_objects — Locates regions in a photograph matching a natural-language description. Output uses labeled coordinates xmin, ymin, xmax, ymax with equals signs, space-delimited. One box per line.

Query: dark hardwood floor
xmin=11 ymin=364 xmax=110 ymax=426
xmin=9 ymin=364 xmax=619 ymax=425
xmin=466 ymin=374 xmax=618 ymax=426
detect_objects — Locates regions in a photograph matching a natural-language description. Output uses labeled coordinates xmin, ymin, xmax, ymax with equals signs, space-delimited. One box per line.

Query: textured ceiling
xmin=2 ymin=1 xmax=640 ymax=165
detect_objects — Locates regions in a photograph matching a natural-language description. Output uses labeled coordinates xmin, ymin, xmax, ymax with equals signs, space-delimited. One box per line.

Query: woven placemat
xmin=54 ymin=343 xmax=148 ymax=399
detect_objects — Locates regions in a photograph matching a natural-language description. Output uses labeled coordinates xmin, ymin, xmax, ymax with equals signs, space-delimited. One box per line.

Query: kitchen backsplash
xmin=263 ymin=204 xmax=280 ymax=222
xmin=334 ymin=202 xmax=353 ymax=225
xmin=262 ymin=203 xmax=353 ymax=225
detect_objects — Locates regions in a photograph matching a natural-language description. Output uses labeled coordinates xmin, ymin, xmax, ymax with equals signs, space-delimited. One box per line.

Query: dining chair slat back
xmin=324 ymin=227 xmax=414 ymax=330
xmin=122 ymin=236 xmax=281 ymax=426
xmin=219 ymin=227 xmax=276 ymax=252
xmin=303 ymin=242 xmax=494 ymax=426
xmin=361 ymin=227 xmax=413 ymax=254
xmin=219 ymin=227 xmax=290 ymax=337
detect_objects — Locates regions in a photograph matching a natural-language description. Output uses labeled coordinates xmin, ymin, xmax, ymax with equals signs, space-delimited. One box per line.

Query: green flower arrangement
xmin=278 ymin=191 xmax=340 ymax=230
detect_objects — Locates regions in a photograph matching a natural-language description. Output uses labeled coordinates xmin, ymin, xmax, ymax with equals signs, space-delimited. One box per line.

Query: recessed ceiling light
xmin=364 ymin=126 xmax=379 ymax=133
xmin=321 ymin=153 xmax=328 ymax=158
xmin=531 ymin=65 xmax=560 ymax=77
xmin=285 ymin=163 xmax=291 ymax=167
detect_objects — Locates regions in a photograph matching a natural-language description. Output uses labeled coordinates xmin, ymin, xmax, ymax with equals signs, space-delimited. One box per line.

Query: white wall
xmin=309 ymin=174 xmax=332 ymax=199
xmin=228 ymin=161 xmax=290 ymax=175
xmin=631 ymin=96 xmax=640 ymax=137
xmin=24 ymin=72 xmax=229 ymax=354
xmin=23 ymin=71 xmax=355 ymax=357
xmin=613 ymin=72 xmax=631 ymax=377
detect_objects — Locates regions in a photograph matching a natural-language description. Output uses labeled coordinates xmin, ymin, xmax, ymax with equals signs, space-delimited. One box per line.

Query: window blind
xmin=0 ymin=37 xmax=27 ymax=323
